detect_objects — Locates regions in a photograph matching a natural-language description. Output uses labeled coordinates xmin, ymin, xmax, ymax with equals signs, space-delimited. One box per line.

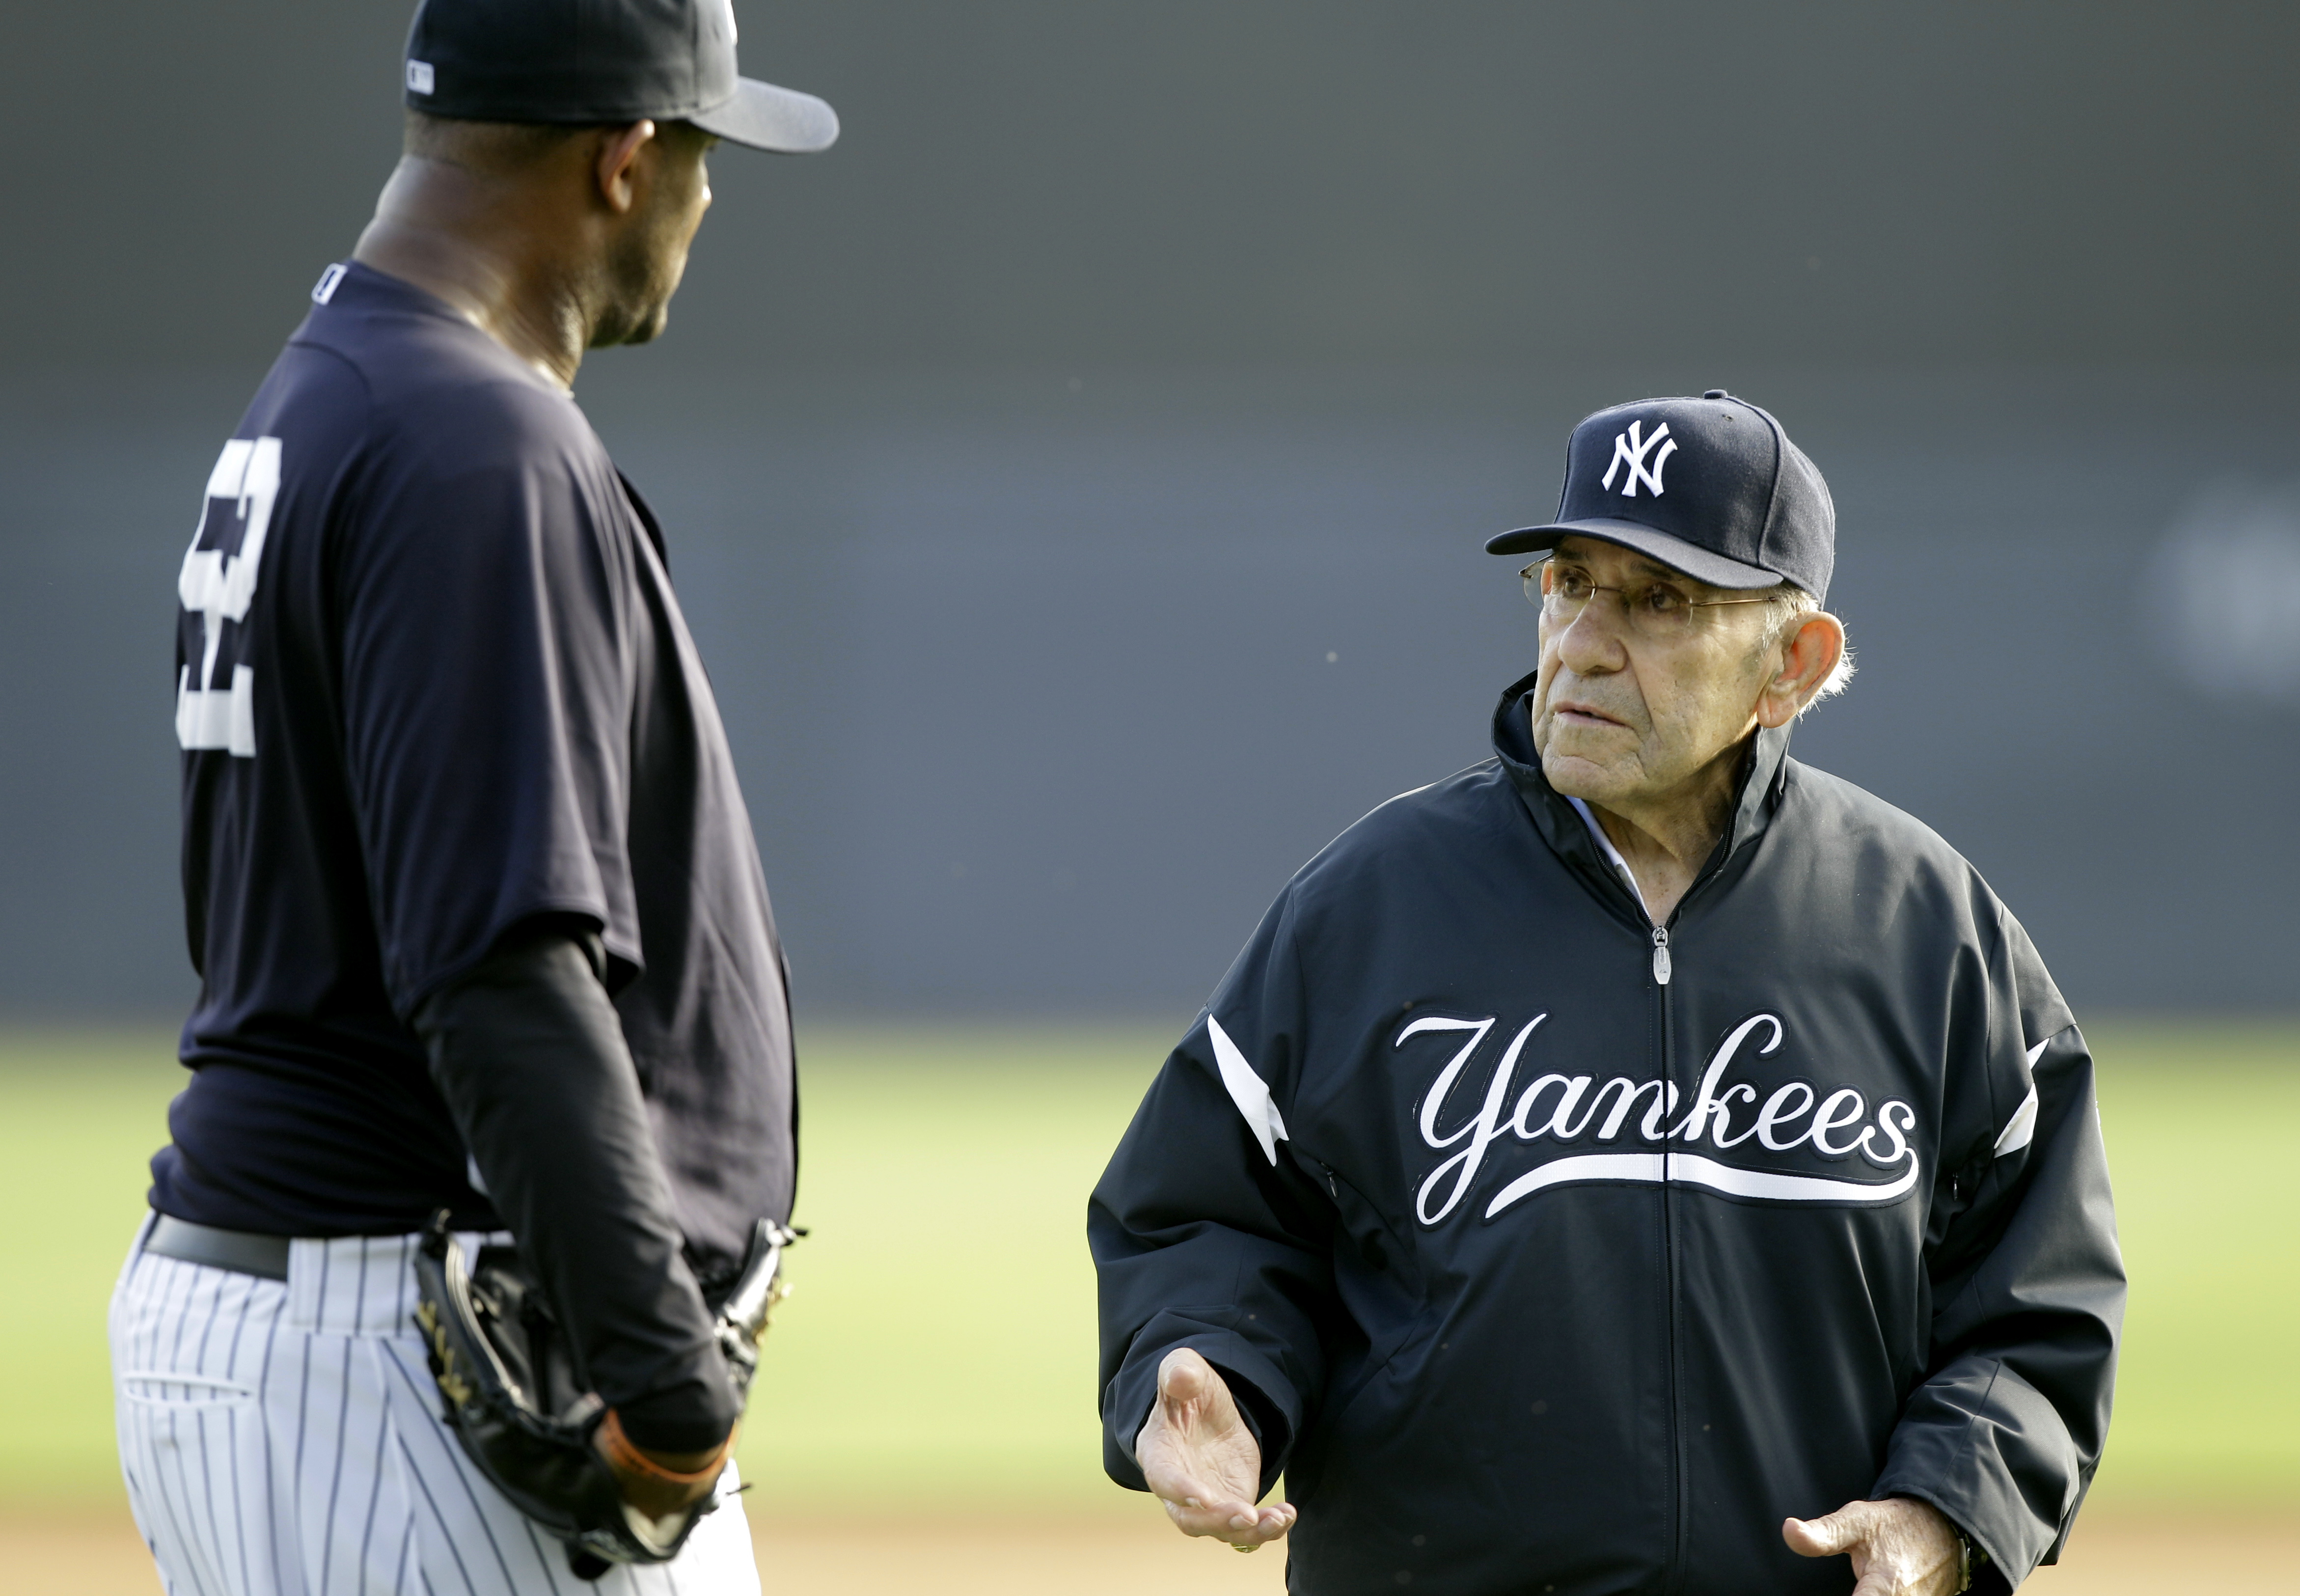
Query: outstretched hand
xmin=1784 ymin=1497 xmax=1962 ymax=1596
xmin=1135 ymin=1348 xmax=1296 ymax=1551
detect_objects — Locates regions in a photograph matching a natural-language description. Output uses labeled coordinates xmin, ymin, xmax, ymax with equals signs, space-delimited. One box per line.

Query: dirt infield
xmin=8 ymin=1506 xmax=2293 ymax=1594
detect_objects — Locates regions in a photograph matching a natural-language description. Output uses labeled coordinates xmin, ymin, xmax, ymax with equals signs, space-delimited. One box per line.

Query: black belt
xmin=145 ymin=1214 xmax=292 ymax=1281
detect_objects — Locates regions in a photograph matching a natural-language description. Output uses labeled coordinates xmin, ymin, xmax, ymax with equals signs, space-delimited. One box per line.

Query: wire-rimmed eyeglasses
xmin=1521 ymin=561 xmax=1773 ymax=641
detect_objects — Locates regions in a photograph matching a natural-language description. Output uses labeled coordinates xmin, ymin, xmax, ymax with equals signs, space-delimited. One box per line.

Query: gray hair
xmin=1758 ymin=584 xmax=1855 ymax=711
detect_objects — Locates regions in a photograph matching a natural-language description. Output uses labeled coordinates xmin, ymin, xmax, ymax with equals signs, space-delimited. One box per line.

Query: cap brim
xmin=690 ymin=78 xmax=839 ymax=153
xmin=1484 ymin=518 xmax=1780 ymax=590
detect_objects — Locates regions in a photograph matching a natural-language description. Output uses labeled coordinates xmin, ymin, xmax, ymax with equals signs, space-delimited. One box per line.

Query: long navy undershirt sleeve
xmin=412 ymin=925 xmax=737 ymax=1453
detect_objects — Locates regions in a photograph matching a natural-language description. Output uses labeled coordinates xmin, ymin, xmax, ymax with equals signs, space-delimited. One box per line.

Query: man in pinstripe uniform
xmin=112 ymin=1 xmax=837 ymax=1590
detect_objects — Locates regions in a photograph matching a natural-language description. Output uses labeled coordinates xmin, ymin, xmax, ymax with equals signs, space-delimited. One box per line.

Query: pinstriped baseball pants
xmin=109 ymin=1217 xmax=762 ymax=1596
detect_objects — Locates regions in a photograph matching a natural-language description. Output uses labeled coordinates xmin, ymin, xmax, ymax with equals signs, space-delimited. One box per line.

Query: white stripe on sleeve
xmin=1993 ymin=1036 xmax=2052 ymax=1158
xmin=1207 ymin=1015 xmax=1290 ymax=1166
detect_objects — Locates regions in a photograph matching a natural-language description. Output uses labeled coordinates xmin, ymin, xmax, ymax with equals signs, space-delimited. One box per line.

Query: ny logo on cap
xmin=1600 ymin=420 xmax=1676 ymax=498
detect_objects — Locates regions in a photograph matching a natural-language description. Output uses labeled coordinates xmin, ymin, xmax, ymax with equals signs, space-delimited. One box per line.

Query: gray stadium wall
xmin=3 ymin=3 xmax=2296 ymax=1021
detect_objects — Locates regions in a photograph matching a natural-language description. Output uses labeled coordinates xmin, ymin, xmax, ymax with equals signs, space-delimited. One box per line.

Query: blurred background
xmin=2 ymin=2 xmax=2295 ymax=1592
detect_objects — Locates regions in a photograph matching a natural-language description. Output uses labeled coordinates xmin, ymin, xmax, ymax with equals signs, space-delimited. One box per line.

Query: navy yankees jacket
xmin=1090 ymin=673 xmax=2123 ymax=1596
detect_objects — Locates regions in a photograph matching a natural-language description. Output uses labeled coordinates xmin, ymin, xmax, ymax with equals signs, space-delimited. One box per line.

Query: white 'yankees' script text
xmin=1404 ymin=1012 xmax=1919 ymax=1224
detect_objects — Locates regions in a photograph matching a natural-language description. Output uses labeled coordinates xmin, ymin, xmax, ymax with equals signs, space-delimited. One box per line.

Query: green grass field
xmin=3 ymin=1022 xmax=2293 ymax=1518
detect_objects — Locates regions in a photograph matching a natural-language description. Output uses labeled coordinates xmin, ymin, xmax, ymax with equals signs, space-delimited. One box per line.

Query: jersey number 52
xmin=176 ymin=436 xmax=280 ymax=758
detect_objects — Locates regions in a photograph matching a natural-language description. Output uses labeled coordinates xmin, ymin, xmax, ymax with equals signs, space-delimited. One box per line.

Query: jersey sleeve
xmin=1872 ymin=904 xmax=2124 ymax=1589
xmin=336 ymin=392 xmax=642 ymax=1014
xmin=1089 ymin=887 xmax=1339 ymax=1498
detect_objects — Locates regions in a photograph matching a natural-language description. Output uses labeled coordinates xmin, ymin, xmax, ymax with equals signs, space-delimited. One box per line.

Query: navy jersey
xmin=157 ymin=262 xmax=794 ymax=1284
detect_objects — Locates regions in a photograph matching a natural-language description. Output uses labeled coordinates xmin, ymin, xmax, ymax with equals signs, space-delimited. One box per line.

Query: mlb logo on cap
xmin=1487 ymin=390 xmax=1836 ymax=602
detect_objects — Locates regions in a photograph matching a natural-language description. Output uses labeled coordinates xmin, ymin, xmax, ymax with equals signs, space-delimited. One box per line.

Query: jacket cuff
xmin=1872 ymin=1363 xmax=2078 ymax=1587
xmin=1100 ymin=1326 xmax=1302 ymax=1500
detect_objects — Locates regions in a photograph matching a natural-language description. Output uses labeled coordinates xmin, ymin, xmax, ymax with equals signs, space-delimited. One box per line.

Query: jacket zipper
xmin=1580 ymin=807 xmax=1737 ymax=1586
xmin=1654 ymin=849 xmax=1738 ymax=1592
xmin=1572 ymin=777 xmax=1760 ymax=1588
xmin=1655 ymin=922 xmax=1685 ymax=1592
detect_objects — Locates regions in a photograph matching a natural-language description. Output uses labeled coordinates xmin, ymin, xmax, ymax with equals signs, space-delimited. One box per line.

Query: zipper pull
xmin=1651 ymin=926 xmax=1672 ymax=986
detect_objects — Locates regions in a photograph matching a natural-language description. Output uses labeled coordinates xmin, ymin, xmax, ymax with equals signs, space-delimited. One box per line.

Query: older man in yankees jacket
xmin=1090 ymin=392 xmax=2123 ymax=1596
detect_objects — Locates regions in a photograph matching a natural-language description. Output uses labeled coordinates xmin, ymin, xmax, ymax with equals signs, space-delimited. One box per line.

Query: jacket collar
xmin=1489 ymin=670 xmax=1792 ymax=925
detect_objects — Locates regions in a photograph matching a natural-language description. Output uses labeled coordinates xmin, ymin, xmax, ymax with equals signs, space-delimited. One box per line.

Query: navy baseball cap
xmin=403 ymin=0 xmax=838 ymax=155
xmin=1487 ymin=391 xmax=1834 ymax=601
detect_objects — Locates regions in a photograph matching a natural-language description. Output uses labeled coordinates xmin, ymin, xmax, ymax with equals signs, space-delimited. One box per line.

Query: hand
xmin=1783 ymin=1497 xmax=1962 ymax=1596
xmin=592 ymin=1412 xmax=728 ymax=1527
xmin=1135 ymin=1348 xmax=1296 ymax=1550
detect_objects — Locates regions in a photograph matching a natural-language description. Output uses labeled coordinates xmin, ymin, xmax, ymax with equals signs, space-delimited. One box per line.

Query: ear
xmin=1753 ymin=612 xmax=1845 ymax=728
xmin=594 ymin=120 xmax=659 ymax=215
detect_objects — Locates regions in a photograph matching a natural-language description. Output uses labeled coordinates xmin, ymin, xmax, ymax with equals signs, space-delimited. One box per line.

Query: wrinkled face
xmin=1529 ymin=536 xmax=1779 ymax=809
xmin=593 ymin=122 xmax=718 ymax=348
